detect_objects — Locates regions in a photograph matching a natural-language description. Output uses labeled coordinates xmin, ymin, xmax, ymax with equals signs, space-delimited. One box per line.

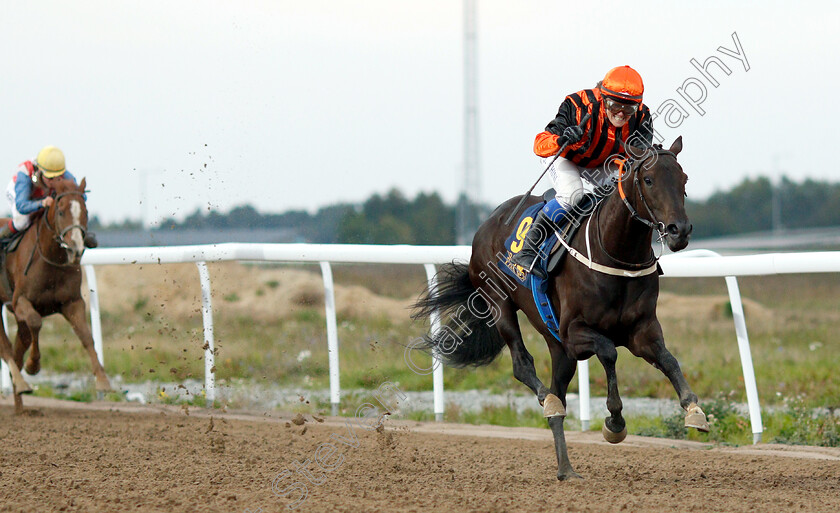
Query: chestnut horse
xmin=413 ymin=138 xmax=709 ymax=480
xmin=0 ymin=178 xmax=111 ymax=413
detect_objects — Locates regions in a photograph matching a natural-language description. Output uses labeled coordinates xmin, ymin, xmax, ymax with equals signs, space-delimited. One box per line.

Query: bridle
xmin=29 ymin=190 xmax=87 ymax=271
xmin=44 ymin=191 xmax=88 ymax=249
xmin=596 ymin=148 xmax=680 ymax=266
xmin=552 ymin=147 xmax=680 ymax=277
xmin=616 ymin=148 xmax=676 ymax=242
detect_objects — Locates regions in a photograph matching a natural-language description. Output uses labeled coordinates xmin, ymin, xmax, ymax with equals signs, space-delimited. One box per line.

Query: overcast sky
xmin=0 ymin=1 xmax=836 ymax=225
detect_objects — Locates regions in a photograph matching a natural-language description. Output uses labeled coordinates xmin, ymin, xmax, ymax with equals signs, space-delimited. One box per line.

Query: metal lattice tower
xmin=457 ymin=0 xmax=480 ymax=245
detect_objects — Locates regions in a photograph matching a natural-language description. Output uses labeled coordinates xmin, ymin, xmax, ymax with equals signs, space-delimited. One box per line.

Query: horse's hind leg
xmin=498 ymin=305 xmax=550 ymax=404
xmin=629 ymin=322 xmax=709 ymax=432
xmin=0 ymin=315 xmax=32 ymax=404
xmin=568 ymin=321 xmax=626 ymax=443
xmin=546 ymin=341 xmax=581 ymax=480
xmin=61 ymin=298 xmax=112 ymax=392
xmin=19 ymin=323 xmax=40 ymax=375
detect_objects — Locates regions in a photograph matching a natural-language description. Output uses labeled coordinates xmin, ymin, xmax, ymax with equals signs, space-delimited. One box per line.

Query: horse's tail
xmin=411 ymin=262 xmax=506 ymax=367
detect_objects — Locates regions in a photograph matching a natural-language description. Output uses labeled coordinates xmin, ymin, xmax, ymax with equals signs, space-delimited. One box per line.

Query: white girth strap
xmin=555 ymin=215 xmax=659 ymax=278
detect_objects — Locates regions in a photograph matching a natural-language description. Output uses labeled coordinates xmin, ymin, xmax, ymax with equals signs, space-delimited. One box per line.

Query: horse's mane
xmin=52 ymin=178 xmax=82 ymax=194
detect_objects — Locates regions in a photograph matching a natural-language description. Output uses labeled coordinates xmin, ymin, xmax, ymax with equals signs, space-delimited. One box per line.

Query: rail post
xmin=83 ymin=265 xmax=104 ymax=367
xmin=424 ymin=264 xmax=445 ymax=421
xmin=196 ymin=262 xmax=216 ymax=407
xmin=725 ymin=276 xmax=763 ymax=443
xmin=320 ymin=262 xmax=341 ymax=416
xmin=578 ymin=359 xmax=591 ymax=431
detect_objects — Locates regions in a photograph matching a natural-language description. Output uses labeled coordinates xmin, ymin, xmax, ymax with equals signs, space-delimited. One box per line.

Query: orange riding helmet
xmin=600 ymin=65 xmax=644 ymax=104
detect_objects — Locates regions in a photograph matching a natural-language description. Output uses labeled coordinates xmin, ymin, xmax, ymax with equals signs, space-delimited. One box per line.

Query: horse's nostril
xmin=667 ymin=224 xmax=680 ymax=236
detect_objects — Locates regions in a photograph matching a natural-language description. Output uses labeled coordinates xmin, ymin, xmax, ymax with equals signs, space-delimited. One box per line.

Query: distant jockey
xmin=511 ymin=65 xmax=655 ymax=279
xmin=1 ymin=146 xmax=97 ymax=248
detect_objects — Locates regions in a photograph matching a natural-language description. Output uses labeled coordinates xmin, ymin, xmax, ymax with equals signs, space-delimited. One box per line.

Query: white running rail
xmin=2 ymin=244 xmax=839 ymax=443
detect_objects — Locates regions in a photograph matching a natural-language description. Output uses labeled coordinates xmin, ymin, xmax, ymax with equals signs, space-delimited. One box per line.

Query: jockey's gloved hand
xmin=562 ymin=125 xmax=584 ymax=145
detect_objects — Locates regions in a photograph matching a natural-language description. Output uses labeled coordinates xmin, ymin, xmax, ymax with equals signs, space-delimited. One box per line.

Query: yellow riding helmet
xmin=35 ymin=146 xmax=66 ymax=178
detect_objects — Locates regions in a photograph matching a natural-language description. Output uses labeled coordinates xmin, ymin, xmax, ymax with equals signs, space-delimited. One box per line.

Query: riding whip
xmin=503 ymin=112 xmax=591 ymax=225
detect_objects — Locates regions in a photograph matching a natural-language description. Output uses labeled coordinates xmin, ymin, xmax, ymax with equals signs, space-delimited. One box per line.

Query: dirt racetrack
xmin=1 ymin=397 xmax=839 ymax=513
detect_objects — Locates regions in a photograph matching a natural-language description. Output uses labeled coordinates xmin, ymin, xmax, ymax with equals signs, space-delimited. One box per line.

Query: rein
xmin=616 ymin=151 xmax=672 ymax=239
xmin=25 ymin=191 xmax=87 ymax=274
xmin=553 ymin=148 xmax=677 ymax=278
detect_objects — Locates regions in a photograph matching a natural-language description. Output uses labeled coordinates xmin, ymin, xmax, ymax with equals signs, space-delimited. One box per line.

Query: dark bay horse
xmin=0 ymin=178 xmax=111 ymax=413
xmin=413 ymin=137 xmax=709 ymax=480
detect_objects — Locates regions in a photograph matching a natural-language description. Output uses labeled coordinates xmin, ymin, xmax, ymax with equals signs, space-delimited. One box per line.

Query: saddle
xmin=0 ymin=230 xmax=26 ymax=254
xmin=499 ymin=188 xmax=605 ymax=288
xmin=497 ymin=188 xmax=607 ymax=341
xmin=0 ymin=230 xmax=27 ymax=298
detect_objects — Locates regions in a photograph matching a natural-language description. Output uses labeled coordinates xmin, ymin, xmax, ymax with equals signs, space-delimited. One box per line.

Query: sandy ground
xmin=1 ymin=396 xmax=838 ymax=513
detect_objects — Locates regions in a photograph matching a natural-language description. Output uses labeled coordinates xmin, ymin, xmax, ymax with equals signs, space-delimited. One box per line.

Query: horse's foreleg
xmin=629 ymin=321 xmax=709 ymax=432
xmin=11 ymin=297 xmax=39 ymax=373
xmin=568 ymin=322 xmax=626 ymax=443
xmin=498 ymin=307 xmax=550 ymax=404
xmin=62 ymin=298 xmax=112 ymax=392
xmin=0 ymin=322 xmax=32 ymax=396
xmin=12 ymin=328 xmax=29 ymax=370
xmin=546 ymin=342 xmax=581 ymax=480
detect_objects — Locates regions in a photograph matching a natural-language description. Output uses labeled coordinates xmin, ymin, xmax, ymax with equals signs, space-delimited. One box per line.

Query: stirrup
xmin=511 ymin=245 xmax=548 ymax=279
xmin=525 ymin=259 xmax=547 ymax=280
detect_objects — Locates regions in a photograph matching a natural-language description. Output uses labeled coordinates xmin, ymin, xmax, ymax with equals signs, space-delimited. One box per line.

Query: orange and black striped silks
xmin=533 ymin=88 xmax=653 ymax=169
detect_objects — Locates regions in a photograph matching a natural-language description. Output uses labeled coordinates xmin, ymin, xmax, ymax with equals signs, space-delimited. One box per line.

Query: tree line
xmin=92 ymin=176 xmax=840 ymax=243
xmin=686 ymin=177 xmax=840 ymax=239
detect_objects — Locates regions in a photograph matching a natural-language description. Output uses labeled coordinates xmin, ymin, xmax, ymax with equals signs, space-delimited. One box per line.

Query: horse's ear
xmin=669 ymin=136 xmax=683 ymax=156
xmin=79 ymin=178 xmax=86 ymax=191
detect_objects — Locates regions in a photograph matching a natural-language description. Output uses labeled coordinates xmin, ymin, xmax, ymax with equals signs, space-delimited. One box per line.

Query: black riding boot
xmin=511 ymin=211 xmax=554 ymax=280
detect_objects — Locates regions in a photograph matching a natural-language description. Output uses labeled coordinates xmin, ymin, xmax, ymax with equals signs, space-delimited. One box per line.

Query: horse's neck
xmin=592 ymin=187 xmax=654 ymax=264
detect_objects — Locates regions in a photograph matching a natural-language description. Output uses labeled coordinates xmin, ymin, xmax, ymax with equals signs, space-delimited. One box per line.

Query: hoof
xmin=557 ymin=470 xmax=584 ymax=481
xmin=13 ymin=381 xmax=32 ymax=395
xmin=96 ymin=380 xmax=114 ymax=393
xmin=24 ymin=359 xmax=40 ymax=375
xmin=685 ymin=403 xmax=710 ymax=433
xmin=16 ymin=408 xmax=43 ymax=417
xmin=543 ymin=394 xmax=566 ymax=418
xmin=602 ymin=422 xmax=627 ymax=444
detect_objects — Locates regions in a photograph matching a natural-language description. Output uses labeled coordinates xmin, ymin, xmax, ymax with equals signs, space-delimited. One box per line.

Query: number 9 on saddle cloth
xmin=499 ymin=188 xmax=603 ymax=289
xmin=497 ymin=188 xmax=605 ymax=340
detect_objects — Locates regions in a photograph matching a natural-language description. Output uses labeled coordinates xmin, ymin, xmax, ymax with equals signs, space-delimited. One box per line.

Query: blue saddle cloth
xmin=497 ymin=202 xmax=564 ymax=342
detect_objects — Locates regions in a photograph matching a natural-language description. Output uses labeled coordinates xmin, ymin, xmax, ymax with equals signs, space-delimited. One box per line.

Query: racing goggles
xmin=604 ymin=98 xmax=639 ymax=115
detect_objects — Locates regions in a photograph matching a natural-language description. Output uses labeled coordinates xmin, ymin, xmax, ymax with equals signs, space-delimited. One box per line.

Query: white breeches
xmin=543 ymin=157 xmax=617 ymax=208
xmin=6 ymin=180 xmax=33 ymax=231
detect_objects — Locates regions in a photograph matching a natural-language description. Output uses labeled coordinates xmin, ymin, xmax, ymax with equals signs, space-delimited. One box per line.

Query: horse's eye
xmin=644 ymin=177 xmax=653 ymax=186
xmin=58 ymin=211 xmax=64 ymax=217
